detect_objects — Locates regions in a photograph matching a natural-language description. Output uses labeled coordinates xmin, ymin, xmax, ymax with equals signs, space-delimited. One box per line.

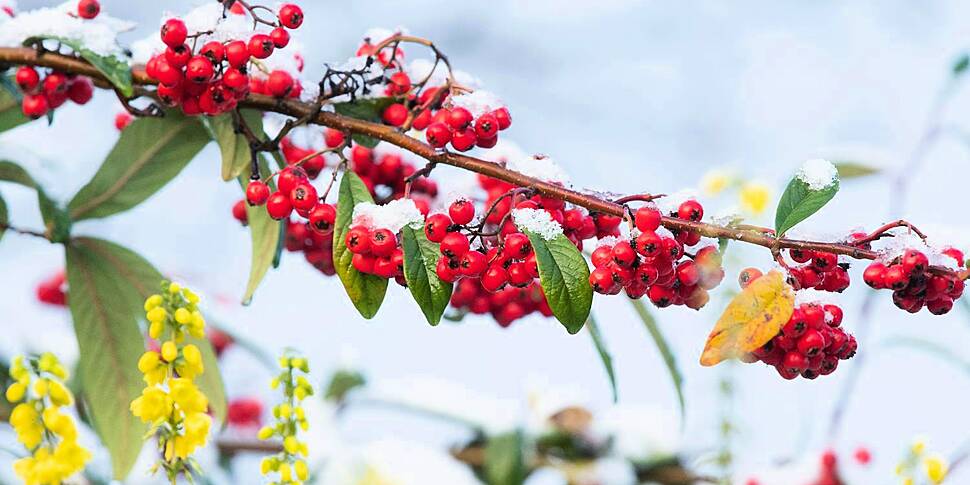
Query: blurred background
xmin=1 ymin=1 xmax=969 ymax=483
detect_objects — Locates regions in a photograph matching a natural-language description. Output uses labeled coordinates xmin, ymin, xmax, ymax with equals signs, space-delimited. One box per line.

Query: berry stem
xmin=851 ymin=219 xmax=928 ymax=246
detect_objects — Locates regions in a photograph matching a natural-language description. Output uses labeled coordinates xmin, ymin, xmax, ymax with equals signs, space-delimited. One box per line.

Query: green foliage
xmin=954 ymin=53 xmax=970 ymax=76
xmin=834 ymin=161 xmax=880 ymax=179
xmin=0 ymin=160 xmax=71 ymax=241
xmin=333 ymin=172 xmax=387 ymax=318
xmin=333 ymin=98 xmax=396 ymax=148
xmin=401 ymin=225 xmax=453 ymax=325
xmin=585 ymin=314 xmax=618 ymax=402
xmin=629 ymin=298 xmax=685 ymax=424
xmin=207 ymin=110 xmax=264 ymax=182
xmin=0 ymin=78 xmax=29 ymax=133
xmin=68 ymin=111 xmax=208 ymax=221
xmin=484 ymin=430 xmax=527 ymax=485
xmin=24 ymin=36 xmax=133 ymax=96
xmin=324 ymin=369 xmax=367 ymax=403
xmin=236 ymin=162 xmax=280 ymax=305
xmin=519 ymin=230 xmax=592 ymax=334
xmin=774 ymin=172 xmax=840 ymax=237
xmin=0 ymin=195 xmax=6 ymax=243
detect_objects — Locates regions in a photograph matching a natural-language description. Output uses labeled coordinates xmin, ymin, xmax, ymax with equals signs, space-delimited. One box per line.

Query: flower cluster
xmin=144 ymin=2 xmax=305 ymax=115
xmin=14 ymin=65 xmax=93 ymax=119
xmin=6 ymin=353 xmax=91 ymax=485
xmin=129 ymin=281 xmax=211 ymax=481
xmin=896 ymin=439 xmax=949 ymax=485
xmin=258 ymin=353 xmax=313 ymax=485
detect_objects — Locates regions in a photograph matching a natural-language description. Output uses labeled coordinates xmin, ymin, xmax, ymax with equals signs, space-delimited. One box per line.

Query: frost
xmin=595 ymin=235 xmax=621 ymax=248
xmin=512 ymin=208 xmax=563 ymax=240
xmin=351 ymin=199 xmax=424 ymax=232
xmin=505 ymin=154 xmax=570 ymax=185
xmin=796 ymin=158 xmax=838 ymax=190
xmin=794 ymin=288 xmax=837 ymax=306
xmin=0 ymin=1 xmax=133 ymax=56
xmin=448 ymin=90 xmax=505 ymax=118
xmin=656 ymin=189 xmax=698 ymax=215
xmin=711 ymin=206 xmax=743 ymax=227
xmin=876 ymin=228 xmax=956 ymax=268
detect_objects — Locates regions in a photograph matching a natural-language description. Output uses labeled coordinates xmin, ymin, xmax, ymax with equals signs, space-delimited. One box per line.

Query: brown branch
xmin=0 ymin=221 xmax=51 ymax=241
xmin=851 ymin=219 xmax=927 ymax=246
xmin=0 ymin=47 xmax=965 ymax=280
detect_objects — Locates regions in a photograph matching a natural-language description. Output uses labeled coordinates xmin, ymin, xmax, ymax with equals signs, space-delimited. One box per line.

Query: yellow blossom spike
xmin=925 ymin=455 xmax=948 ymax=484
xmin=144 ymin=294 xmax=163 ymax=311
xmin=5 ymin=382 xmax=26 ymax=403
xmin=147 ymin=307 xmax=167 ymax=323
xmin=161 ymin=341 xmax=178 ymax=362
xmin=168 ymin=282 xmax=181 ymax=294
xmin=47 ymin=380 xmax=72 ymax=407
xmin=174 ymin=307 xmax=191 ymax=324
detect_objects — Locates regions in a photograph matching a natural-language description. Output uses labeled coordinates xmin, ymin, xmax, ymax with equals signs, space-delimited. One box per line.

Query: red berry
xmin=477 ymin=135 xmax=498 ymax=149
xmin=504 ymin=233 xmax=532 ymax=259
xmin=474 ymin=113 xmax=499 ymax=139
xmin=589 ymin=267 xmax=614 ymax=293
xmin=591 ymin=245 xmax=612 ymax=268
xmin=450 ymin=128 xmax=477 ymax=152
xmin=225 ymin=40 xmax=250 ymax=67
xmin=440 ymin=232 xmax=470 ymax=259
xmin=382 ymin=103 xmax=408 ymax=126
xmin=789 ymin=249 xmax=813 ymax=264
xmin=634 ymin=230 xmax=662 ymax=257
xmin=324 ymin=128 xmax=345 ymax=148
xmin=823 ymin=304 xmax=843 ymax=327
xmin=812 ymin=252 xmax=838 ymax=272
xmin=387 ymin=72 xmax=411 ymax=95
xmin=425 ymin=213 xmax=452 ymax=243
xmin=448 ymin=199 xmax=475 ymax=225
xmin=369 ymin=228 xmax=397 ymax=257
xmin=223 ymin=68 xmax=249 ymax=91
xmin=246 ymin=180 xmax=270 ymax=205
xmin=635 ymin=264 xmax=659 ymax=286
xmin=412 ymin=109 xmax=432 ymax=131
xmin=802 ymin=304 xmax=825 ymax=329
xmin=248 ymin=34 xmax=275 ymax=59
xmin=900 ymin=249 xmax=929 ymax=276
xmin=447 ymin=107 xmax=473 ymax=131
xmin=738 ymin=267 xmax=763 ymax=288
xmin=782 ymin=351 xmax=808 ymax=374
xmin=942 ymin=247 xmax=965 ymax=267
xmin=883 ymin=264 xmax=908 ymax=290
xmin=21 ymin=94 xmax=48 ymax=119
xmin=783 ymin=309 xmax=808 ymax=338
xmin=677 ymin=199 xmax=704 ymax=222
xmin=165 ymin=44 xmax=191 ymax=68
xmin=289 ymin=182 xmax=317 ymax=212
xmin=77 ymin=0 xmax=100 ymax=19
xmin=277 ymin=167 xmax=307 ymax=195
xmin=67 ymin=78 xmax=93 ymax=104
xmin=308 ymin=204 xmax=336 ymax=234
xmin=459 ymin=251 xmax=487 ymax=277
xmin=612 ymin=241 xmax=637 ymax=267
xmin=161 ymin=19 xmax=188 ymax=48
xmin=345 ymin=226 xmax=372 ymax=254
xmin=927 ymin=296 xmax=954 ymax=315
xmin=114 ymin=112 xmax=132 ymax=131
xmin=14 ymin=66 xmax=39 ymax=92
xmin=42 ymin=72 xmax=68 ymax=94
xmin=185 ymin=56 xmax=214 ymax=83
xmin=425 ymin=122 xmax=452 ymax=148
xmin=481 ymin=265 xmax=508 ymax=292
xmin=266 ymin=70 xmax=295 ymax=98
xmin=278 ymin=3 xmax=304 ymax=29
xmin=152 ymin=58 xmax=183 ymax=86
xmin=854 ymin=447 xmax=872 ymax=466
xmin=266 ymin=192 xmax=292 ymax=220
xmin=796 ymin=329 xmax=825 ymax=357
xmin=232 ymin=199 xmax=248 ymax=225
xmin=507 ymin=262 xmax=533 ymax=287
xmin=634 ymin=206 xmax=661 ymax=232
xmin=492 ymin=107 xmax=512 ymax=130
xmin=435 ymin=257 xmax=460 ymax=283
xmin=676 ymin=260 xmax=700 ymax=286
xmin=270 ymin=27 xmax=291 ymax=48
xmin=648 ymin=285 xmax=675 ymax=308
xmin=352 ymin=253 xmax=376 ymax=274
xmin=863 ymin=262 xmax=887 ymax=289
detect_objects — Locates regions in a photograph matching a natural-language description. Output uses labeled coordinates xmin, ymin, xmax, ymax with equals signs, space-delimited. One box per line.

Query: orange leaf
xmin=700 ymin=270 xmax=795 ymax=366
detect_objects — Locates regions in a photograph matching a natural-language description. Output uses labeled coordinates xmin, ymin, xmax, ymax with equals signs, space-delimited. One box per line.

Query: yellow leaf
xmin=700 ymin=270 xmax=794 ymax=366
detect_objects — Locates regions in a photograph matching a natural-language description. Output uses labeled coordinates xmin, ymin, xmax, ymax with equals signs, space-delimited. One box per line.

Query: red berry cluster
xmin=588 ymin=202 xmax=724 ymax=309
xmin=417 ymin=102 xmax=512 ymax=152
xmin=785 ymin=248 xmax=850 ymax=292
xmin=862 ymin=248 xmax=964 ymax=315
xmin=344 ymin=140 xmax=439 ymax=206
xmin=450 ymin=279 xmax=552 ymax=327
xmin=14 ymin=66 xmax=93 ymax=119
xmin=283 ymin=219 xmax=337 ymax=275
xmin=344 ymin=225 xmax=406 ymax=283
xmin=35 ymin=271 xmax=67 ymax=307
xmin=742 ymin=286 xmax=856 ymax=380
xmin=145 ymin=3 xmax=304 ymax=116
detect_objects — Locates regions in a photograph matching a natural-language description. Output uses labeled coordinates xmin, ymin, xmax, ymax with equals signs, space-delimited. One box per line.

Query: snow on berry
xmin=877 ymin=228 xmax=956 ymax=268
xmin=656 ymin=189 xmax=699 ymax=216
xmin=0 ymin=1 xmax=133 ymax=56
xmin=795 ymin=158 xmax=838 ymax=190
xmin=793 ymin=287 xmax=838 ymax=307
xmin=512 ymin=208 xmax=564 ymax=240
xmin=448 ymin=90 xmax=505 ymax=118
xmin=351 ymin=198 xmax=424 ymax=232
xmin=505 ymin=154 xmax=570 ymax=185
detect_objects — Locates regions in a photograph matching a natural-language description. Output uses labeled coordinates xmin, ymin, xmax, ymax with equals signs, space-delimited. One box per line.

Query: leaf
xmin=0 ymin=78 xmax=28 ymax=133
xmin=333 ymin=98 xmax=395 ymax=149
xmin=700 ymin=270 xmax=795 ymax=367
xmin=25 ymin=36 xmax=133 ymax=97
xmin=236 ymin=163 xmax=279 ymax=305
xmin=332 ymin=172 xmax=387 ymax=318
xmin=324 ymin=369 xmax=367 ymax=402
xmin=401 ymin=225 xmax=453 ymax=325
xmin=68 ymin=111 xmax=208 ymax=221
xmin=65 ymin=237 xmax=227 ymax=479
xmin=519 ymin=230 xmax=592 ymax=334
xmin=0 ymin=194 xmax=6 ymax=243
xmin=833 ymin=161 xmax=880 ymax=179
xmin=774 ymin=172 xmax=840 ymax=237
xmin=585 ymin=313 xmax=618 ymax=403
xmin=0 ymin=160 xmax=71 ymax=241
xmin=954 ymin=53 xmax=970 ymax=76
xmin=484 ymin=430 xmax=527 ymax=485
xmin=207 ymin=110 xmax=263 ymax=181
xmin=629 ymin=298 xmax=685 ymax=424
xmin=190 ymin=335 xmax=228 ymax=426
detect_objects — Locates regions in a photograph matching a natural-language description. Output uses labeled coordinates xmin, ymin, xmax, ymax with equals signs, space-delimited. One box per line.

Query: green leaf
xmin=0 ymin=194 xmax=6 ymax=243
xmin=629 ymin=298 xmax=685 ymax=425
xmin=324 ymin=369 xmax=367 ymax=402
xmin=235 ymin=156 xmax=279 ymax=305
xmin=333 ymin=98 xmax=395 ymax=149
xmin=833 ymin=161 xmax=880 ymax=179
xmin=519 ymin=230 xmax=592 ymax=333
xmin=484 ymin=430 xmax=527 ymax=485
xmin=65 ymin=237 xmax=227 ymax=479
xmin=401 ymin=225 xmax=453 ymax=325
xmin=0 ymin=160 xmax=71 ymax=241
xmin=585 ymin=313 xmax=617 ymax=402
xmin=207 ymin=110 xmax=263 ymax=181
xmin=954 ymin=54 xmax=970 ymax=76
xmin=0 ymin=78 xmax=29 ymax=133
xmin=773 ymin=174 xmax=840 ymax=237
xmin=333 ymin=172 xmax=387 ymax=318
xmin=68 ymin=111 xmax=208 ymax=221
xmin=190 ymin=335 xmax=228 ymax=426
xmin=25 ymin=36 xmax=133 ymax=97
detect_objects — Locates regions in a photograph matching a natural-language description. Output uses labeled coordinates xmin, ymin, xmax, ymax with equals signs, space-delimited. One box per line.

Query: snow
xmin=0 ymin=1 xmax=134 ymax=56
xmin=505 ymin=154 xmax=570 ymax=185
xmin=794 ymin=288 xmax=838 ymax=306
xmin=512 ymin=208 xmax=563 ymax=240
xmin=406 ymin=58 xmax=481 ymax=89
xmin=656 ymin=189 xmax=698 ymax=215
xmin=595 ymin=235 xmax=621 ymax=249
xmin=876 ymin=228 xmax=957 ymax=268
xmin=351 ymin=198 xmax=424 ymax=232
xmin=796 ymin=158 xmax=838 ymax=190
xmin=710 ymin=206 xmax=744 ymax=227
xmin=448 ymin=90 xmax=505 ymax=118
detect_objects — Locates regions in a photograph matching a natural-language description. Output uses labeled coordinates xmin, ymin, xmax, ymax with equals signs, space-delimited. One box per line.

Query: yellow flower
xmin=261 ymin=352 xmax=314 ymax=484
xmin=168 ymin=282 xmax=181 ymax=294
xmin=47 ymin=380 xmax=72 ymax=407
xmin=147 ymin=307 xmax=167 ymax=323
xmin=170 ymin=378 xmax=208 ymax=414
xmin=174 ymin=307 xmax=191 ymax=324
xmin=6 ymin=381 xmax=26 ymax=402
xmin=700 ymin=169 xmax=734 ymax=196
xmin=144 ymin=294 xmax=163 ymax=311
xmin=179 ymin=344 xmax=204 ymax=379
xmin=32 ymin=378 xmax=48 ymax=398
xmin=258 ymin=426 xmax=274 ymax=440
xmin=739 ymin=182 xmax=772 ymax=215
xmin=130 ymin=387 xmax=172 ymax=423
xmin=161 ymin=341 xmax=178 ymax=362
xmin=912 ymin=439 xmax=926 ymax=456
xmin=10 ymin=403 xmax=43 ymax=449
xmin=294 ymin=459 xmax=309 ymax=481
xmin=925 ymin=454 xmax=948 ymax=484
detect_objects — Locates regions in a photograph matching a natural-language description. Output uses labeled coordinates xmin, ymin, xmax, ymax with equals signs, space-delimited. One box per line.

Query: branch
xmin=0 ymin=221 xmax=52 ymax=241
xmin=0 ymin=47 xmax=965 ymax=280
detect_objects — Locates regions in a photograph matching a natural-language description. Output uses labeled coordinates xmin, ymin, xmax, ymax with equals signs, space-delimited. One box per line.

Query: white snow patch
xmin=0 ymin=1 xmax=133 ymax=56
xmin=362 ymin=26 xmax=406 ymax=43
xmin=794 ymin=288 xmax=837 ymax=306
xmin=482 ymin=138 xmax=527 ymax=163
xmin=505 ymin=154 xmax=570 ymax=185
xmin=448 ymin=89 xmax=505 ymax=118
xmin=796 ymin=158 xmax=838 ymax=190
xmin=876 ymin=228 xmax=956 ymax=268
xmin=352 ymin=199 xmax=424 ymax=232
xmin=595 ymin=235 xmax=621 ymax=249
xmin=512 ymin=208 xmax=563 ymax=240
xmin=406 ymin=58 xmax=481 ymax=89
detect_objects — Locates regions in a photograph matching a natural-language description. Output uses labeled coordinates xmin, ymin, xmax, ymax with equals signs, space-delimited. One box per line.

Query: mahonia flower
xmin=739 ymin=181 xmax=772 ymax=215
xmin=130 ymin=281 xmax=211 ymax=481
xmin=258 ymin=353 xmax=314 ymax=485
xmin=896 ymin=438 xmax=949 ymax=485
xmin=700 ymin=169 xmax=735 ymax=196
xmin=6 ymin=353 xmax=91 ymax=485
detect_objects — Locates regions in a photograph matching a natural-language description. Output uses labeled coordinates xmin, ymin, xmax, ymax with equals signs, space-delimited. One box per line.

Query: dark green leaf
xmin=519 ymin=230 xmax=591 ymax=333
xmin=401 ymin=225 xmax=453 ymax=325
xmin=954 ymin=54 xmax=970 ymax=76
xmin=629 ymin=298 xmax=685 ymax=425
xmin=68 ymin=111 xmax=208 ymax=221
xmin=833 ymin=161 xmax=880 ymax=179
xmin=0 ymin=160 xmax=71 ymax=241
xmin=585 ymin=313 xmax=617 ymax=402
xmin=333 ymin=98 xmax=395 ymax=149
xmin=0 ymin=79 xmax=29 ymax=133
xmin=25 ymin=36 xmax=133 ymax=97
xmin=324 ymin=369 xmax=367 ymax=402
xmin=237 ymin=162 xmax=279 ymax=305
xmin=207 ymin=110 xmax=263 ymax=182
xmin=333 ymin=172 xmax=387 ymax=318
xmin=774 ymin=174 xmax=840 ymax=237
xmin=0 ymin=194 xmax=6 ymax=243
xmin=484 ymin=430 xmax=527 ymax=485
xmin=718 ymin=237 xmax=730 ymax=256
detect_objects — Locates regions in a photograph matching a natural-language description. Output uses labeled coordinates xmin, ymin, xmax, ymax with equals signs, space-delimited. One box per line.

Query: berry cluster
xmin=588 ymin=202 xmax=724 ymax=310
xmin=343 ymin=140 xmax=439 ymax=205
xmin=344 ymin=224 xmax=406 ymax=284
xmin=450 ymin=279 xmax=552 ymax=327
xmin=14 ymin=66 xmax=93 ymax=119
xmin=144 ymin=3 xmax=304 ymax=116
xmin=784 ymin=248 xmax=850 ymax=292
xmin=863 ymin=248 xmax=965 ymax=315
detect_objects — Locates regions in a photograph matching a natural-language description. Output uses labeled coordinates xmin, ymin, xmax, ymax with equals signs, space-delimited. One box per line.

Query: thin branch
xmin=0 ymin=221 xmax=51 ymax=241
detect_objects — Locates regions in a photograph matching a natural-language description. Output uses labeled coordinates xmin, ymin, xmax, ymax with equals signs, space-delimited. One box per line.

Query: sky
xmin=2 ymin=1 xmax=970 ymax=484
